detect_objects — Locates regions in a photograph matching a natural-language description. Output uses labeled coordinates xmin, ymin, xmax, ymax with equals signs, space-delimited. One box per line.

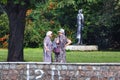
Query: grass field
xmin=0 ymin=48 xmax=120 ymax=63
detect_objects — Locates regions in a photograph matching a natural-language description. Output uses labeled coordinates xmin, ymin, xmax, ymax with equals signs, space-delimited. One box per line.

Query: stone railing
xmin=0 ymin=62 xmax=120 ymax=80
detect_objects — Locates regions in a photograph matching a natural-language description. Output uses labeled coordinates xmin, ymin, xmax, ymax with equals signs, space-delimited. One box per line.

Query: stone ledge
xmin=66 ymin=45 xmax=98 ymax=51
xmin=0 ymin=62 xmax=120 ymax=66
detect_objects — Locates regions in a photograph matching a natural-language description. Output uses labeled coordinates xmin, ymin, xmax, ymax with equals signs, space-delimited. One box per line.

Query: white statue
xmin=76 ymin=9 xmax=84 ymax=45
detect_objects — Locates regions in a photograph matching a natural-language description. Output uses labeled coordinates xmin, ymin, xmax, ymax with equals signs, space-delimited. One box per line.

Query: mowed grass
xmin=0 ymin=48 xmax=120 ymax=63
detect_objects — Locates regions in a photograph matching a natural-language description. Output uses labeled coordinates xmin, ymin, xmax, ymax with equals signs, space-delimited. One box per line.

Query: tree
xmin=6 ymin=0 xmax=29 ymax=61
xmin=0 ymin=0 xmax=47 ymax=61
xmin=0 ymin=0 xmax=30 ymax=61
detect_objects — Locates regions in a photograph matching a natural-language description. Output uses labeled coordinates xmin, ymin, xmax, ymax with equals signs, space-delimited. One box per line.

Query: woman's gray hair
xmin=58 ymin=28 xmax=65 ymax=34
xmin=46 ymin=31 xmax=52 ymax=36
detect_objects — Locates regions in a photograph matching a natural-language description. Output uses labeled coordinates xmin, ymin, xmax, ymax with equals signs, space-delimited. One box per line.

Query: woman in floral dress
xmin=43 ymin=31 xmax=53 ymax=62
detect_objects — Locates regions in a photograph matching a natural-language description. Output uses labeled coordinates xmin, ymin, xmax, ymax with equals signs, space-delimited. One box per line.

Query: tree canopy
xmin=24 ymin=0 xmax=120 ymax=49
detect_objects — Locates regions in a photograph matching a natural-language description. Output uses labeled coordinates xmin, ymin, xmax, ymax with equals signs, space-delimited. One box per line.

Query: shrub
xmin=0 ymin=13 xmax=9 ymax=48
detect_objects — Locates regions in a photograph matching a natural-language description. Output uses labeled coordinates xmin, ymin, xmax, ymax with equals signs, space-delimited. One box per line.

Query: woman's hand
xmin=45 ymin=46 xmax=50 ymax=51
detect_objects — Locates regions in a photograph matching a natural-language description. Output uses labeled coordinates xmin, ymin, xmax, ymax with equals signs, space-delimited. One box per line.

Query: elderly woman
xmin=43 ymin=31 xmax=53 ymax=62
xmin=54 ymin=29 xmax=71 ymax=63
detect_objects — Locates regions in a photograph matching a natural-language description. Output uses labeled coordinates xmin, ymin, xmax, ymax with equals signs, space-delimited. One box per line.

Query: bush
xmin=0 ymin=13 xmax=9 ymax=48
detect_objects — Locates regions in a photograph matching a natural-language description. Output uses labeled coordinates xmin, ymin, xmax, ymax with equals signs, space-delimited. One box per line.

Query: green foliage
xmin=0 ymin=13 xmax=9 ymax=48
xmin=0 ymin=13 xmax=9 ymax=37
xmin=0 ymin=0 xmax=7 ymax=4
xmin=0 ymin=0 xmax=120 ymax=49
xmin=24 ymin=0 xmax=120 ymax=49
xmin=24 ymin=22 xmax=42 ymax=48
xmin=25 ymin=0 xmax=78 ymax=47
xmin=83 ymin=0 xmax=120 ymax=49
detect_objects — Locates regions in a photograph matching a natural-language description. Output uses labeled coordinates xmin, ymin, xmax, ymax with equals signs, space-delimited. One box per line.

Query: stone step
xmin=66 ymin=45 xmax=98 ymax=51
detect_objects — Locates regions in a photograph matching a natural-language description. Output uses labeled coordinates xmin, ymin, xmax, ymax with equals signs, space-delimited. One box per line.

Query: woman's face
xmin=58 ymin=32 xmax=62 ymax=35
xmin=49 ymin=33 xmax=52 ymax=38
xmin=48 ymin=34 xmax=52 ymax=38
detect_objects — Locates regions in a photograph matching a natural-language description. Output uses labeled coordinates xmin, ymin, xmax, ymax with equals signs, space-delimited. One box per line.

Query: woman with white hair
xmin=54 ymin=29 xmax=71 ymax=63
xmin=43 ymin=31 xmax=53 ymax=62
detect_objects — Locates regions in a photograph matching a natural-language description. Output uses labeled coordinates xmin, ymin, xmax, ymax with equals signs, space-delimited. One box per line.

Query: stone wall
xmin=0 ymin=62 xmax=120 ymax=80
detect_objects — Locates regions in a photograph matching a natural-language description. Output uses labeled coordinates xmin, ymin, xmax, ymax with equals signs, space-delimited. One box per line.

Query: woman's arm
xmin=65 ymin=38 xmax=72 ymax=47
xmin=44 ymin=38 xmax=50 ymax=51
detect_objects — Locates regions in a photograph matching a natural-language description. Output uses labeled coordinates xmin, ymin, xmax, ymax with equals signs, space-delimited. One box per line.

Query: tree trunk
xmin=6 ymin=2 xmax=27 ymax=61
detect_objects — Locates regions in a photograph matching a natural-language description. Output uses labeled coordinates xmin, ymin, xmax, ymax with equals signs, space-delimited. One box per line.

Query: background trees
xmin=0 ymin=0 xmax=120 ymax=59
xmin=24 ymin=0 xmax=120 ymax=49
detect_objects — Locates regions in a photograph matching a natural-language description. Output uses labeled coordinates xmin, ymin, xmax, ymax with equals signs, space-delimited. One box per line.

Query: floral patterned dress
xmin=54 ymin=34 xmax=67 ymax=63
xmin=43 ymin=36 xmax=53 ymax=62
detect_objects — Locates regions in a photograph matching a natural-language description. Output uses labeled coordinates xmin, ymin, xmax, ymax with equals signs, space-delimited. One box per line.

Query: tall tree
xmin=0 ymin=0 xmax=30 ymax=61
xmin=6 ymin=0 xmax=29 ymax=61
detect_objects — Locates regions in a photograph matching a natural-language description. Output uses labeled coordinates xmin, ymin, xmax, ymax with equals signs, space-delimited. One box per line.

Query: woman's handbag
xmin=53 ymin=46 xmax=60 ymax=54
xmin=53 ymin=36 xmax=61 ymax=54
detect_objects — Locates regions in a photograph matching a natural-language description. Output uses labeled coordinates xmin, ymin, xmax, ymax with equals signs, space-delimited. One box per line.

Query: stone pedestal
xmin=66 ymin=45 xmax=98 ymax=51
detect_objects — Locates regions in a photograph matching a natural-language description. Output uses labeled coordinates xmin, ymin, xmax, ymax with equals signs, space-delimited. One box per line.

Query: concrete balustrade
xmin=66 ymin=45 xmax=98 ymax=51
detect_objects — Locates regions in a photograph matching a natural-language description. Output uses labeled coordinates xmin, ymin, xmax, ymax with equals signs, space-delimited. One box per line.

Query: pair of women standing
xmin=43 ymin=29 xmax=71 ymax=63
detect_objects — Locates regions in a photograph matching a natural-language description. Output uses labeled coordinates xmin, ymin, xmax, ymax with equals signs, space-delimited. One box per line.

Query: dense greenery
xmin=0 ymin=13 xmax=9 ymax=48
xmin=25 ymin=0 xmax=120 ymax=49
xmin=0 ymin=0 xmax=120 ymax=49
xmin=0 ymin=48 xmax=120 ymax=62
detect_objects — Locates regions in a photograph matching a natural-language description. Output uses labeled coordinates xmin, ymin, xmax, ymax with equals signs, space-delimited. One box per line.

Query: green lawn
xmin=0 ymin=48 xmax=120 ymax=63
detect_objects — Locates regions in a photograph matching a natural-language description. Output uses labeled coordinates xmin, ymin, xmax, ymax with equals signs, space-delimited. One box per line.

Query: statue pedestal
xmin=66 ymin=45 xmax=98 ymax=51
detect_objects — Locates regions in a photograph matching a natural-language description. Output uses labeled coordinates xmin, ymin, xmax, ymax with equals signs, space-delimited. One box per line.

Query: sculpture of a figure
xmin=76 ymin=9 xmax=84 ymax=45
